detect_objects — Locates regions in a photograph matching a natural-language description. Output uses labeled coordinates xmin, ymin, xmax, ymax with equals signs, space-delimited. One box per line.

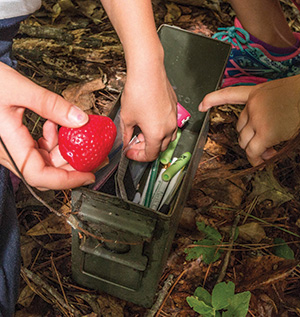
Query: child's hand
xmin=121 ymin=63 xmax=178 ymax=162
xmin=0 ymin=62 xmax=95 ymax=190
xmin=199 ymin=76 xmax=300 ymax=166
xmin=99 ymin=0 xmax=178 ymax=162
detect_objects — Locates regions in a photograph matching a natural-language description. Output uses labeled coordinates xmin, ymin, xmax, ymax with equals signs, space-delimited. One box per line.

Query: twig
xmin=154 ymin=270 xmax=187 ymax=317
xmin=203 ymin=261 xmax=213 ymax=288
xmin=32 ymin=251 xmax=71 ymax=271
xmin=217 ymin=214 xmax=240 ymax=284
xmin=239 ymin=210 xmax=300 ymax=239
xmin=21 ymin=266 xmax=82 ymax=316
xmin=21 ymin=267 xmax=51 ymax=304
xmin=242 ymin=196 xmax=258 ymax=225
xmin=51 ymin=255 xmax=69 ymax=309
xmin=145 ymin=274 xmax=174 ymax=317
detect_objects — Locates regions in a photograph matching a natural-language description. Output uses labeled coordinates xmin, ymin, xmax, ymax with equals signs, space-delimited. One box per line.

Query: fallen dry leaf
xmin=26 ymin=213 xmax=71 ymax=236
xmin=236 ymin=255 xmax=298 ymax=292
xmin=179 ymin=207 xmax=197 ymax=231
xmin=221 ymin=222 xmax=266 ymax=243
xmin=62 ymin=77 xmax=105 ymax=112
xmin=97 ymin=294 xmax=125 ymax=317
xmin=164 ymin=2 xmax=182 ymax=23
xmin=18 ymin=285 xmax=36 ymax=308
xmin=250 ymin=291 xmax=278 ymax=317
xmin=197 ymin=177 xmax=245 ymax=207
xmin=44 ymin=237 xmax=71 ymax=251
xmin=20 ymin=235 xmax=39 ymax=268
xmin=106 ymin=71 xmax=126 ymax=93
xmin=204 ymin=137 xmax=227 ymax=156
xmin=237 ymin=222 xmax=266 ymax=243
xmin=248 ymin=167 xmax=293 ymax=207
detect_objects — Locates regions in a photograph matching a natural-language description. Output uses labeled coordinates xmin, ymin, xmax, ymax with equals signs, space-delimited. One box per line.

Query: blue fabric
xmin=0 ymin=167 xmax=20 ymax=317
xmin=0 ymin=16 xmax=25 ymax=317
xmin=0 ymin=15 xmax=27 ymax=68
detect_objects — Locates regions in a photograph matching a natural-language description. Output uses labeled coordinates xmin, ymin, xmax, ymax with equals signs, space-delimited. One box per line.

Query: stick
xmin=217 ymin=215 xmax=240 ymax=284
xmin=145 ymin=274 xmax=174 ymax=317
xmin=155 ymin=270 xmax=187 ymax=317
xmin=21 ymin=267 xmax=82 ymax=316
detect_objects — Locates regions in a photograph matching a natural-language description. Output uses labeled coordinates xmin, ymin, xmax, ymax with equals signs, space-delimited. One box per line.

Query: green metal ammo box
xmin=71 ymin=25 xmax=231 ymax=308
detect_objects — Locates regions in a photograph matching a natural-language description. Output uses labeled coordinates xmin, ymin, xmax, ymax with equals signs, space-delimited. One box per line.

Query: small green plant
xmin=184 ymin=222 xmax=224 ymax=264
xmin=187 ymin=281 xmax=251 ymax=317
xmin=272 ymin=238 xmax=295 ymax=259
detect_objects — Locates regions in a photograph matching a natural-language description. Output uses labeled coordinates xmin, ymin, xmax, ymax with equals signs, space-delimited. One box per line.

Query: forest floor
xmin=13 ymin=0 xmax=300 ymax=316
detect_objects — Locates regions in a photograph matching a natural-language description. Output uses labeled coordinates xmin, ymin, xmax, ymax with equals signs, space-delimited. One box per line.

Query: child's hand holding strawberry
xmin=0 ymin=62 xmax=96 ymax=190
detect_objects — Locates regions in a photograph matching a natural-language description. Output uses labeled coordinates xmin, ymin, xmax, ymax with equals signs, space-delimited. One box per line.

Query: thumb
xmin=199 ymin=86 xmax=254 ymax=112
xmin=1 ymin=63 xmax=88 ymax=127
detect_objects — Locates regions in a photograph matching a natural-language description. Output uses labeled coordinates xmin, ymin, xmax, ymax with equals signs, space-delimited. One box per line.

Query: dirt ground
xmin=13 ymin=0 xmax=300 ymax=316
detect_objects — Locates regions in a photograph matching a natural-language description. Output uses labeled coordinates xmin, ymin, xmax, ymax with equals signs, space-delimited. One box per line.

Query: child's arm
xmin=100 ymin=0 xmax=178 ymax=162
xmin=199 ymin=75 xmax=300 ymax=166
xmin=0 ymin=62 xmax=95 ymax=190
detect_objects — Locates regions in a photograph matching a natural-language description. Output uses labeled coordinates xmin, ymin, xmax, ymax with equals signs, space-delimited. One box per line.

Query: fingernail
xmin=69 ymin=106 xmax=88 ymax=125
xmin=198 ymin=102 xmax=203 ymax=110
xmin=137 ymin=133 xmax=145 ymax=142
xmin=83 ymin=179 xmax=95 ymax=186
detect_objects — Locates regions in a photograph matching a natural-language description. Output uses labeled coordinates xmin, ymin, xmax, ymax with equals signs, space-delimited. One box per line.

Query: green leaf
xmin=197 ymin=222 xmax=222 ymax=241
xmin=185 ymin=222 xmax=223 ymax=264
xmin=273 ymin=238 xmax=294 ymax=259
xmin=212 ymin=282 xmax=235 ymax=310
xmin=185 ymin=239 xmax=222 ymax=264
xmin=223 ymin=291 xmax=251 ymax=317
xmin=186 ymin=296 xmax=215 ymax=316
xmin=194 ymin=287 xmax=212 ymax=306
xmin=233 ymin=227 xmax=239 ymax=241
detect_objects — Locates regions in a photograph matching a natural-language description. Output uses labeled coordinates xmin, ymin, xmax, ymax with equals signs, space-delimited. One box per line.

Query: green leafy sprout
xmin=187 ymin=281 xmax=251 ymax=317
xmin=272 ymin=237 xmax=295 ymax=260
xmin=184 ymin=222 xmax=226 ymax=264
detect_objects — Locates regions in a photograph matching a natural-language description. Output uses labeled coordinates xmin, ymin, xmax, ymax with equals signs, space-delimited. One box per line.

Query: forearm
xmin=100 ymin=0 xmax=177 ymax=161
xmin=100 ymin=0 xmax=164 ymax=73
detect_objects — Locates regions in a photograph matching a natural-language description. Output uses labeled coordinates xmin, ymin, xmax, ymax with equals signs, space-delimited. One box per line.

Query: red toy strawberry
xmin=58 ymin=114 xmax=117 ymax=172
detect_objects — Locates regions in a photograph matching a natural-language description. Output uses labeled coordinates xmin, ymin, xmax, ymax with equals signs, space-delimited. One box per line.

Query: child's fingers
xmin=38 ymin=120 xmax=58 ymax=151
xmin=121 ymin=121 xmax=135 ymax=151
xmin=239 ymin=123 xmax=276 ymax=166
xmin=49 ymin=146 xmax=68 ymax=167
xmin=236 ymin=108 xmax=249 ymax=133
xmin=30 ymin=89 xmax=88 ymax=129
xmin=238 ymin=124 xmax=255 ymax=150
xmin=26 ymin=167 xmax=94 ymax=190
xmin=244 ymin=135 xmax=268 ymax=166
xmin=199 ymin=86 xmax=254 ymax=112
xmin=128 ymin=134 xmax=161 ymax=162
